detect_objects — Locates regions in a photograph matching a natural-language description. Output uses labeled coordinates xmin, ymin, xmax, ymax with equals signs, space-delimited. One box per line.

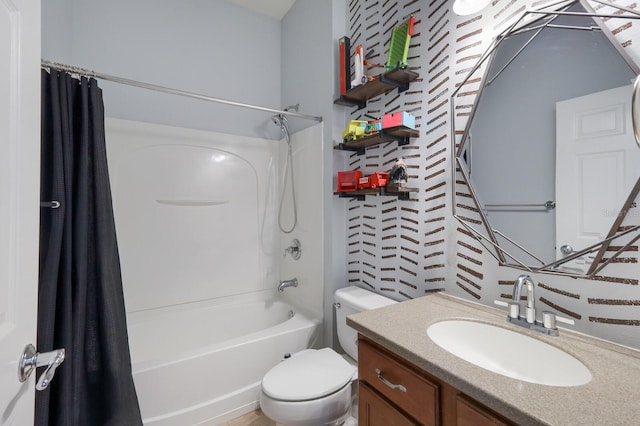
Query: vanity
xmin=347 ymin=293 xmax=640 ymax=425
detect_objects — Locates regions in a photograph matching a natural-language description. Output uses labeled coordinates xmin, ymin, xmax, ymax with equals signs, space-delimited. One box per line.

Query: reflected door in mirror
xmin=556 ymin=84 xmax=640 ymax=273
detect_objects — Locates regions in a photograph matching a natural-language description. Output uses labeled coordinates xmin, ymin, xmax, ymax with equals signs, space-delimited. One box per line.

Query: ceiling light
xmin=453 ymin=0 xmax=492 ymax=16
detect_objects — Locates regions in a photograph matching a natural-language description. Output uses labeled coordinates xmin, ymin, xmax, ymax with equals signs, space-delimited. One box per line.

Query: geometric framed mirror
xmin=451 ymin=0 xmax=640 ymax=277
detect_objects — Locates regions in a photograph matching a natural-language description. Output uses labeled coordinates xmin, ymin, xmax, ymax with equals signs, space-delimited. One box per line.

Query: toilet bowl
xmin=259 ymin=286 xmax=396 ymax=425
xmin=260 ymin=348 xmax=355 ymax=426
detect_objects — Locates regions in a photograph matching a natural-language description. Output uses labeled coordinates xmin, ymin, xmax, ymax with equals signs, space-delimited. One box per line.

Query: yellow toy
xmin=342 ymin=120 xmax=368 ymax=141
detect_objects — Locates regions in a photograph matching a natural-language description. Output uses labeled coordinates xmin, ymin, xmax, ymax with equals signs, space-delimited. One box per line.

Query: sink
xmin=427 ymin=320 xmax=592 ymax=387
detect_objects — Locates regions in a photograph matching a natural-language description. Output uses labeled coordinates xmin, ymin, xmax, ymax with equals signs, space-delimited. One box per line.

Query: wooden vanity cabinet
xmin=358 ymin=335 xmax=515 ymax=426
xmin=455 ymin=395 xmax=512 ymax=426
xmin=359 ymin=382 xmax=418 ymax=426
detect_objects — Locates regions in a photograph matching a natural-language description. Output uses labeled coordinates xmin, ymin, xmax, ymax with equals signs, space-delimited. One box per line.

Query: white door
xmin=1 ymin=0 xmax=41 ymax=424
xmin=556 ymin=84 xmax=640 ymax=273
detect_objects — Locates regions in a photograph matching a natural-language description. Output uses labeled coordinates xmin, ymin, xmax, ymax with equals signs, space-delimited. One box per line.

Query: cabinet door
xmin=359 ymin=337 xmax=439 ymax=425
xmin=359 ymin=382 xmax=419 ymax=426
xmin=457 ymin=395 xmax=512 ymax=426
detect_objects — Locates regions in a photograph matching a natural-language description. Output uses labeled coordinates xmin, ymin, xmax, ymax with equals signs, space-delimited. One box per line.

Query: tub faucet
xmin=278 ymin=278 xmax=298 ymax=292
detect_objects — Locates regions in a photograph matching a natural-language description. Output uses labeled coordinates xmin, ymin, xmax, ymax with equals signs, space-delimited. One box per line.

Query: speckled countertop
xmin=347 ymin=292 xmax=640 ymax=426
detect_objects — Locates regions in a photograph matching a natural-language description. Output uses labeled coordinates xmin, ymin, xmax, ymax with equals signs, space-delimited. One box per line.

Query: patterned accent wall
xmin=341 ymin=0 xmax=640 ymax=349
xmin=343 ymin=0 xmax=448 ymax=300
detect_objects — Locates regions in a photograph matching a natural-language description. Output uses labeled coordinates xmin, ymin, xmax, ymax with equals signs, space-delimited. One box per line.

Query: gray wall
xmin=41 ymin=0 xmax=73 ymax=63
xmin=43 ymin=0 xmax=284 ymax=139
xmin=282 ymin=0 xmax=348 ymax=349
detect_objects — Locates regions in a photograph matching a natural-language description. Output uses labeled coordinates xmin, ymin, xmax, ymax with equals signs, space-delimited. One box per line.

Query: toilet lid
xmin=262 ymin=348 xmax=356 ymax=401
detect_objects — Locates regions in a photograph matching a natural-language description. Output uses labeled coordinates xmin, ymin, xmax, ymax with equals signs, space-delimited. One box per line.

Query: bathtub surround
xmin=38 ymin=70 xmax=142 ymax=425
xmin=277 ymin=124 xmax=325 ymax=321
xmin=106 ymin=119 xmax=280 ymax=312
xmin=105 ymin=118 xmax=323 ymax=423
xmin=105 ymin=118 xmax=323 ymax=318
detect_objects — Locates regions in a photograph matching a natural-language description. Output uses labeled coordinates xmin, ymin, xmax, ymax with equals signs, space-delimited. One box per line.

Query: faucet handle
xmin=526 ymin=306 xmax=536 ymax=324
xmin=494 ymin=300 xmax=520 ymax=319
xmin=555 ymin=315 xmax=575 ymax=326
xmin=542 ymin=311 xmax=576 ymax=328
xmin=542 ymin=311 xmax=557 ymax=330
xmin=507 ymin=302 xmax=520 ymax=319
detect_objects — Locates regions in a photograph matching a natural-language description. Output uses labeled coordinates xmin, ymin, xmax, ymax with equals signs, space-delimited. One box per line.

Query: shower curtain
xmin=36 ymin=69 xmax=142 ymax=426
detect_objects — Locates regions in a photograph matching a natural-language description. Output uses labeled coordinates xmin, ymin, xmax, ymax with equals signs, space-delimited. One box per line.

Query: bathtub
xmin=127 ymin=292 xmax=320 ymax=425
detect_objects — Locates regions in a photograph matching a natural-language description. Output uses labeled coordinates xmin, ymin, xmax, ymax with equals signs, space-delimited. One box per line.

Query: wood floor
xmin=221 ymin=409 xmax=275 ymax=426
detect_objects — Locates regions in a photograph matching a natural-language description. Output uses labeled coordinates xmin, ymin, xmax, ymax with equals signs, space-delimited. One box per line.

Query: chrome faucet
xmin=278 ymin=278 xmax=298 ymax=292
xmin=507 ymin=274 xmax=559 ymax=336
xmin=512 ymin=274 xmax=536 ymax=323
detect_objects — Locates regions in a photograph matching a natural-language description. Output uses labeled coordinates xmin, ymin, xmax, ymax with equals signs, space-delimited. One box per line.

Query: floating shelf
xmin=335 ymin=185 xmax=418 ymax=201
xmin=335 ymin=125 xmax=419 ymax=155
xmin=334 ymin=67 xmax=420 ymax=109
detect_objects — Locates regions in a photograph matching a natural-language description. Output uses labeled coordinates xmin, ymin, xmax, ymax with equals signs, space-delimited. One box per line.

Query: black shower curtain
xmin=37 ymin=69 xmax=143 ymax=426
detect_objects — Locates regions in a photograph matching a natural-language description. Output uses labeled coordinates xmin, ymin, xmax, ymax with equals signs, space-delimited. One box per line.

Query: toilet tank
xmin=334 ymin=286 xmax=396 ymax=361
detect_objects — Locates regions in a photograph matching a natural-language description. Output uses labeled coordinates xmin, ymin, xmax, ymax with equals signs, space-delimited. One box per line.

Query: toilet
xmin=259 ymin=286 xmax=396 ymax=426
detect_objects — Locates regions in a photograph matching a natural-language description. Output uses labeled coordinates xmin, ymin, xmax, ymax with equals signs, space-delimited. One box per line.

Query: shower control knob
xmin=284 ymin=239 xmax=302 ymax=260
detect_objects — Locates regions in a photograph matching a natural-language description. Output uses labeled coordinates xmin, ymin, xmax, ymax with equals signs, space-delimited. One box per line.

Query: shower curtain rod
xmin=41 ymin=60 xmax=323 ymax=122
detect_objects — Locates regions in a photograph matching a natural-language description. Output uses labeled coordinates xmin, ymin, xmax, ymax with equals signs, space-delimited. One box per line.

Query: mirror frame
xmin=451 ymin=0 xmax=640 ymax=277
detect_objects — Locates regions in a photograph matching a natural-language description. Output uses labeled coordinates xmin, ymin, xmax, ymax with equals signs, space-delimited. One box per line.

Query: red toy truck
xmin=336 ymin=170 xmax=362 ymax=192
xmin=358 ymin=172 xmax=389 ymax=189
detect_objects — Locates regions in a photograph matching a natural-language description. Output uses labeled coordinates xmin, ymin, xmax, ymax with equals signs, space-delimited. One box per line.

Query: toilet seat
xmin=261 ymin=348 xmax=356 ymax=402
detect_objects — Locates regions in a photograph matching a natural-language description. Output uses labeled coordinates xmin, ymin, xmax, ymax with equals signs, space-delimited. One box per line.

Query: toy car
xmin=342 ymin=120 xmax=368 ymax=141
xmin=358 ymin=172 xmax=389 ymax=189
xmin=336 ymin=170 xmax=362 ymax=192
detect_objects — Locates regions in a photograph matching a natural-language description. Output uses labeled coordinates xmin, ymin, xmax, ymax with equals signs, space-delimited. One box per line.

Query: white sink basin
xmin=427 ymin=320 xmax=592 ymax=387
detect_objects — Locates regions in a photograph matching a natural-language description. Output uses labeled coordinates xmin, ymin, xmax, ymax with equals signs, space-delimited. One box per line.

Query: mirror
xmin=452 ymin=0 xmax=640 ymax=276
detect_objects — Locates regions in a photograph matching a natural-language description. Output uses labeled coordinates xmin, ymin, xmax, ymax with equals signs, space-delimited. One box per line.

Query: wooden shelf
xmin=335 ymin=125 xmax=419 ymax=154
xmin=335 ymin=185 xmax=418 ymax=200
xmin=334 ymin=67 xmax=420 ymax=109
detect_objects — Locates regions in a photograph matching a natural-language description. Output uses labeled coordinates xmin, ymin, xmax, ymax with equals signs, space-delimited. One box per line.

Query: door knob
xmin=18 ymin=344 xmax=65 ymax=391
xmin=560 ymin=245 xmax=574 ymax=255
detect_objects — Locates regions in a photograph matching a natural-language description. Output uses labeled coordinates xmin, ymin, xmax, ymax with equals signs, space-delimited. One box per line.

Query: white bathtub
xmin=127 ymin=292 xmax=320 ymax=425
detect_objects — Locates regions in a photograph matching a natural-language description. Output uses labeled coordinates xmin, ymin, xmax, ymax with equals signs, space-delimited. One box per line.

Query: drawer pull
xmin=375 ymin=368 xmax=407 ymax=392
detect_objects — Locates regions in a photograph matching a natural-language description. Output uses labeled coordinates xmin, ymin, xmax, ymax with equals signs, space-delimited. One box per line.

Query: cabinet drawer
xmin=359 ymin=382 xmax=418 ymax=426
xmin=358 ymin=337 xmax=439 ymax=425
xmin=456 ymin=394 xmax=513 ymax=426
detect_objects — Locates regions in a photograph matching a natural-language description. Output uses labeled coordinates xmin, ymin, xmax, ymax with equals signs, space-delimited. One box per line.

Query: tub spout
xmin=278 ymin=278 xmax=298 ymax=292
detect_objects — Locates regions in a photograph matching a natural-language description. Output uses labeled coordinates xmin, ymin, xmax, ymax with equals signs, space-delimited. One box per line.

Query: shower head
xmin=271 ymin=104 xmax=300 ymax=126
xmin=272 ymin=104 xmax=299 ymax=142
xmin=272 ymin=114 xmax=290 ymax=141
xmin=272 ymin=114 xmax=288 ymax=127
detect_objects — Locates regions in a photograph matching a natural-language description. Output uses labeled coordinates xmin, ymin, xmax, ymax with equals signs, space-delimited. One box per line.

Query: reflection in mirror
xmin=452 ymin=0 xmax=640 ymax=276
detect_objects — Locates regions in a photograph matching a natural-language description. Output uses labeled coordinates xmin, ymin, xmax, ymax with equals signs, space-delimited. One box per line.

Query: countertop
xmin=346 ymin=292 xmax=640 ymax=426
